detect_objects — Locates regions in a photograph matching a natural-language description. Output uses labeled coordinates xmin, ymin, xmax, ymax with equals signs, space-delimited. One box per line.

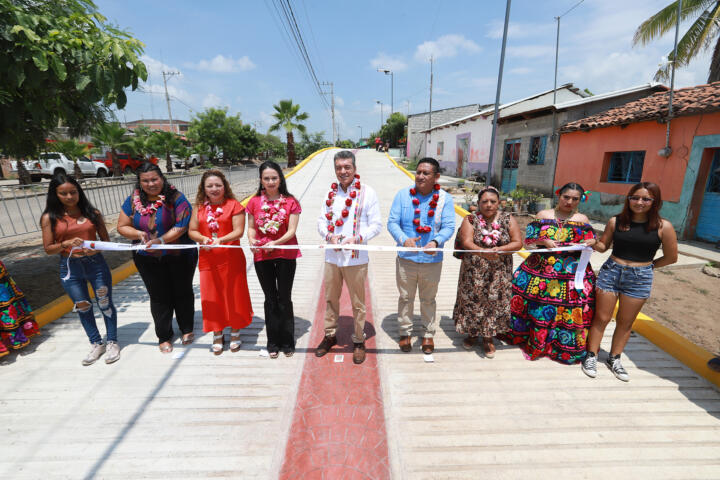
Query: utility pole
xmin=357 ymin=125 xmax=363 ymax=142
xmin=486 ymin=0 xmax=511 ymax=187
xmin=428 ymin=55 xmax=434 ymax=147
xmin=320 ymin=81 xmax=336 ymax=145
xmin=162 ymin=71 xmax=180 ymax=133
xmin=376 ymin=100 xmax=384 ymax=129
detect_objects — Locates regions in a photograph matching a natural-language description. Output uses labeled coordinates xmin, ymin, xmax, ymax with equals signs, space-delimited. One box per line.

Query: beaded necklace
xmin=203 ymin=201 xmax=222 ymax=237
xmin=256 ymin=194 xmax=287 ymax=235
xmin=410 ymin=183 xmax=441 ymax=234
xmin=476 ymin=213 xmax=502 ymax=246
xmin=324 ymin=175 xmax=361 ymax=233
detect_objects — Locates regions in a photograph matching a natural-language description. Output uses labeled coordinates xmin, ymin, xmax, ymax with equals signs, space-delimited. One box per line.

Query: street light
xmin=375 ymin=100 xmax=384 ymax=129
xmin=357 ymin=125 xmax=363 ymax=142
xmin=376 ymin=68 xmax=394 ymax=114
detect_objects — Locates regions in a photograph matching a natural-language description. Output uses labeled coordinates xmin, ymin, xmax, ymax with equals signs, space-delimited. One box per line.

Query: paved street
xmin=1 ymin=149 xmax=719 ymax=479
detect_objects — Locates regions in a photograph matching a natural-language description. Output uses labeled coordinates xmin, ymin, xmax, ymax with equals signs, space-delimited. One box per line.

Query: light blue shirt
xmin=387 ymin=188 xmax=455 ymax=263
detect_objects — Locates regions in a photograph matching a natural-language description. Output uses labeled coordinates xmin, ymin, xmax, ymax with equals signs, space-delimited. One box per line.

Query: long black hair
xmin=556 ymin=182 xmax=585 ymax=196
xmin=42 ymin=173 xmax=102 ymax=233
xmin=135 ymin=162 xmax=176 ymax=206
xmin=256 ymin=160 xmax=294 ymax=198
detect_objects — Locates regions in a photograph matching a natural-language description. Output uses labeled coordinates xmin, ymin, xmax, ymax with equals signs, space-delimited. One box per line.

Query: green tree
xmin=268 ymin=100 xmax=309 ymax=168
xmin=124 ymin=126 xmax=153 ymax=161
xmin=257 ymin=133 xmax=285 ymax=160
xmin=337 ymin=139 xmax=355 ymax=149
xmin=54 ymin=138 xmax=91 ymax=179
xmin=379 ymin=112 xmax=407 ymax=148
xmin=0 ymin=0 xmax=147 ymax=183
xmin=295 ymin=131 xmax=331 ymax=161
xmin=224 ymin=123 xmax=260 ymax=163
xmin=187 ymin=107 xmax=239 ymax=163
xmin=634 ymin=1 xmax=720 ymax=82
xmin=91 ymin=122 xmax=129 ymax=177
xmin=149 ymin=130 xmax=182 ymax=173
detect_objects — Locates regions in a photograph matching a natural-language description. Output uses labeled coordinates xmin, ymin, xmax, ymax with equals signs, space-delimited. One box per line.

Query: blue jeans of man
xmin=59 ymin=254 xmax=117 ymax=344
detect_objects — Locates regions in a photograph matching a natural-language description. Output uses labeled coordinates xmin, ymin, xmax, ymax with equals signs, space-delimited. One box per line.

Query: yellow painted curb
xmin=386 ymin=152 xmax=720 ymax=387
xmin=34 ymin=258 xmax=138 ymax=328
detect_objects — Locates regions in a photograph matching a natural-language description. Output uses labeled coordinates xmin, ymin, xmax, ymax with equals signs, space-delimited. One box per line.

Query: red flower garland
xmin=410 ymin=183 xmax=441 ymax=233
xmin=325 ymin=174 xmax=361 ymax=233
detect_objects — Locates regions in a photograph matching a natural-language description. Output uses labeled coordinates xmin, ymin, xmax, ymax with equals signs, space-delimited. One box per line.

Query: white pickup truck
xmin=10 ymin=152 xmax=109 ymax=181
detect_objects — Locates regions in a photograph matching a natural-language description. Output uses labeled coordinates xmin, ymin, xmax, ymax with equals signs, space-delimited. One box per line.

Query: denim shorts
xmin=596 ymin=258 xmax=654 ymax=299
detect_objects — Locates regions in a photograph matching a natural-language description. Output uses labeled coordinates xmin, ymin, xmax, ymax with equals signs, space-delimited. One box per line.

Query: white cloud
xmin=186 ymin=54 xmax=256 ymax=73
xmin=140 ymin=55 xmax=181 ymax=79
xmin=140 ymin=83 xmax=193 ymax=104
xmin=507 ymin=45 xmax=555 ymax=59
xmin=414 ymin=34 xmax=481 ymax=62
xmin=509 ymin=67 xmax=533 ymax=75
xmin=202 ymin=93 xmax=226 ymax=109
xmin=370 ymin=52 xmax=408 ymax=72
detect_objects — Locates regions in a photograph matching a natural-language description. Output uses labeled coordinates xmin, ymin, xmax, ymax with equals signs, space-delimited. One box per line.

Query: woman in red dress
xmin=189 ymin=170 xmax=253 ymax=354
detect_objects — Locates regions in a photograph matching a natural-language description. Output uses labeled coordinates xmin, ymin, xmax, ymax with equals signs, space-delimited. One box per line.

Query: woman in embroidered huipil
xmin=0 ymin=260 xmax=39 ymax=359
xmin=499 ymin=182 xmax=596 ymax=364
xmin=246 ymin=161 xmax=301 ymax=358
xmin=188 ymin=170 xmax=253 ymax=355
xmin=117 ymin=163 xmax=197 ymax=354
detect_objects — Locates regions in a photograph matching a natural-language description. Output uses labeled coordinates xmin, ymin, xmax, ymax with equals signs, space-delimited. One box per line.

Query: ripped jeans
xmin=59 ymin=254 xmax=117 ymax=344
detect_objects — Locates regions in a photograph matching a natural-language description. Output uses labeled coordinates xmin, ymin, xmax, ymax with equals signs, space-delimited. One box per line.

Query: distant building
xmin=407 ymin=104 xmax=485 ymax=161
xmin=126 ymin=119 xmax=190 ymax=134
xmin=556 ymin=81 xmax=720 ymax=241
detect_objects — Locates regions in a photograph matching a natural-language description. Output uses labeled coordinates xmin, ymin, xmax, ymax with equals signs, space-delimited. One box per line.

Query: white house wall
xmin=426 ymin=117 xmax=493 ymax=177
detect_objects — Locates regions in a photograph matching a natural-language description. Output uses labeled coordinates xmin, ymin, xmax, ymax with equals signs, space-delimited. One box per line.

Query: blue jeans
xmin=596 ymin=258 xmax=654 ymax=299
xmin=59 ymin=254 xmax=117 ymax=344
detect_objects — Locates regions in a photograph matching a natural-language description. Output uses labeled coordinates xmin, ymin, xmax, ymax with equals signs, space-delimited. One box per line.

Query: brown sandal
xmin=159 ymin=342 xmax=173 ymax=354
xmin=181 ymin=332 xmax=195 ymax=345
xmin=483 ymin=337 xmax=496 ymax=358
xmin=462 ymin=336 xmax=478 ymax=350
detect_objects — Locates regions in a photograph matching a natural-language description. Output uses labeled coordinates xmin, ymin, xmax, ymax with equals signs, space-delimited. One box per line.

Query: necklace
xmin=410 ymin=184 xmax=441 ymax=234
xmin=256 ymin=194 xmax=287 ymax=235
xmin=133 ymin=187 xmax=174 ymax=216
xmin=476 ymin=213 xmax=501 ymax=246
xmin=325 ymin=175 xmax=361 ymax=233
xmin=203 ymin=201 xmax=223 ymax=237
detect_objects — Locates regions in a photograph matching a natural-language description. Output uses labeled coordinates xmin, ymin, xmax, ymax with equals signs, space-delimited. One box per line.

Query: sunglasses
xmin=628 ymin=195 xmax=654 ymax=203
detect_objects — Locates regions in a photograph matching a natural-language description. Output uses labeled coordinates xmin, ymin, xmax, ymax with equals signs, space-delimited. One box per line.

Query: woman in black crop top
xmin=581 ymin=182 xmax=677 ymax=382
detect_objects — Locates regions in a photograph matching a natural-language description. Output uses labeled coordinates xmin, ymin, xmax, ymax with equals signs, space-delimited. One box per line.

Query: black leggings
xmin=134 ymin=251 xmax=197 ymax=343
xmin=254 ymin=258 xmax=296 ymax=353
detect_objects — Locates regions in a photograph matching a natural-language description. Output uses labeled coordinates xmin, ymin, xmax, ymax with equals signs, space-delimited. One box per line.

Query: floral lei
xmin=203 ymin=201 xmax=223 ymax=235
xmin=476 ymin=214 xmax=502 ymax=246
xmin=410 ymin=183 xmax=441 ymax=234
xmin=133 ymin=186 xmax=175 ymax=216
xmin=324 ymin=175 xmax=361 ymax=233
xmin=256 ymin=194 xmax=287 ymax=236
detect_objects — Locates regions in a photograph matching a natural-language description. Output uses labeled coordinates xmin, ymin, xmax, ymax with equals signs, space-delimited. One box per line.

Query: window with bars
xmin=528 ymin=136 xmax=547 ymax=165
xmin=606 ymin=151 xmax=645 ymax=183
xmin=503 ymin=139 xmax=521 ymax=169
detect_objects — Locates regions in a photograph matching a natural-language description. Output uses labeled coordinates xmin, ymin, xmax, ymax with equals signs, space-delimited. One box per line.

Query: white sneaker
xmin=105 ymin=341 xmax=121 ymax=364
xmin=581 ymin=353 xmax=598 ymax=378
xmin=606 ymin=355 xmax=630 ymax=382
xmin=82 ymin=343 xmax=106 ymax=366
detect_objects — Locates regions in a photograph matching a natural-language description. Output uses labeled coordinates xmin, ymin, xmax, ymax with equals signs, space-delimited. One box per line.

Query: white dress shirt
xmin=317 ymin=183 xmax=382 ymax=267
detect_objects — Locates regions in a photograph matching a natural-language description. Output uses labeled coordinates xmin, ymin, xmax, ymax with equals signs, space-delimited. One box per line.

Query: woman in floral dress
xmin=0 ymin=259 xmax=39 ymax=358
xmin=500 ymin=182 xmax=596 ymax=364
xmin=453 ymin=186 xmax=522 ymax=357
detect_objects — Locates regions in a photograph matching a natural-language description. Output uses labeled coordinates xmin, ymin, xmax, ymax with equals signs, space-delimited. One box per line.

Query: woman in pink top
xmin=246 ymin=161 xmax=301 ymax=358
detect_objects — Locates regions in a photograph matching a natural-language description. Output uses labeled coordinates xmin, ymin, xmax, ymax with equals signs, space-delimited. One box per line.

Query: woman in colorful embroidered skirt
xmin=452 ymin=186 xmax=522 ymax=357
xmin=581 ymin=182 xmax=677 ymax=382
xmin=0 ymin=260 xmax=39 ymax=359
xmin=40 ymin=173 xmax=119 ymax=365
xmin=246 ymin=161 xmax=302 ymax=359
xmin=499 ymin=182 xmax=597 ymax=364
xmin=188 ymin=170 xmax=253 ymax=355
xmin=117 ymin=163 xmax=197 ymax=354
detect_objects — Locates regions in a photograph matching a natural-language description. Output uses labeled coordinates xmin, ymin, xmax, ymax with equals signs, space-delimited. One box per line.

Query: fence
xmin=0 ymin=167 xmax=257 ymax=240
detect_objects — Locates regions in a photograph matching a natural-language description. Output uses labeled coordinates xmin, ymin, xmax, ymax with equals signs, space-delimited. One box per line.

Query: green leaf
xmin=75 ymin=75 xmax=91 ymax=91
xmin=111 ymin=42 xmax=124 ymax=59
xmin=50 ymin=55 xmax=67 ymax=81
xmin=32 ymin=52 xmax=48 ymax=71
xmin=17 ymin=69 xmax=26 ymax=87
xmin=115 ymin=89 xmax=127 ymax=110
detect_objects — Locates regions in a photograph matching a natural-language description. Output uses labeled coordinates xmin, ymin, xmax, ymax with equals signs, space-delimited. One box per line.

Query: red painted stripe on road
xmin=280 ymin=280 xmax=390 ymax=479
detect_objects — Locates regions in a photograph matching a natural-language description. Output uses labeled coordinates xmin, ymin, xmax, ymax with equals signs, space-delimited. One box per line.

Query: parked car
xmin=10 ymin=152 xmax=109 ymax=181
xmin=92 ymin=152 xmax=159 ymax=175
xmin=173 ymin=153 xmax=207 ymax=169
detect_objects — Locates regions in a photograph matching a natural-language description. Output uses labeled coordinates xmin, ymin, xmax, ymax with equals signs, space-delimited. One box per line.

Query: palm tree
xmin=91 ymin=122 xmax=129 ymax=177
xmin=54 ymin=139 xmax=91 ymax=179
xmin=149 ymin=130 xmax=182 ymax=173
xmin=125 ymin=126 xmax=153 ymax=161
xmin=634 ymin=1 xmax=720 ymax=82
xmin=268 ymin=99 xmax=309 ymax=168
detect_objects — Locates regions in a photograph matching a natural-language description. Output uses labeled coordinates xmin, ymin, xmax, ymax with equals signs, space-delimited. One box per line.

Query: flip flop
xmin=181 ymin=332 xmax=195 ymax=345
xmin=159 ymin=342 xmax=173 ymax=354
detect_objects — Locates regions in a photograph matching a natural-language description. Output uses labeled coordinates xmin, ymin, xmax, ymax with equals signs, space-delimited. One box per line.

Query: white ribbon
xmin=67 ymin=240 xmax=593 ymax=289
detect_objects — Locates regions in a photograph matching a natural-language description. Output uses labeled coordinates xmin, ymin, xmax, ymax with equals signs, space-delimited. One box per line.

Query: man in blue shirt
xmin=387 ymin=157 xmax=455 ymax=354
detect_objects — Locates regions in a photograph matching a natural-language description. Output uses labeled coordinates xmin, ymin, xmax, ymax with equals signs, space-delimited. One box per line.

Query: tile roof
xmin=561 ymin=81 xmax=720 ymax=133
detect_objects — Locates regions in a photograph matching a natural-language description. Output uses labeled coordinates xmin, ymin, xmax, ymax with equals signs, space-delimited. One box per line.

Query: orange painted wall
xmin=555 ymin=111 xmax=720 ymax=202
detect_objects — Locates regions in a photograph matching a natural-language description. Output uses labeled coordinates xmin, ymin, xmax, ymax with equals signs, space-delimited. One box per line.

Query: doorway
xmin=501 ymin=139 xmax=521 ymax=192
xmin=456 ymin=134 xmax=470 ymax=178
xmin=696 ymin=150 xmax=720 ymax=242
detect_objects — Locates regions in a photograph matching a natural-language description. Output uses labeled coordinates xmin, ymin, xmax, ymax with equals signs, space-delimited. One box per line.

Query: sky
xmin=96 ymin=0 xmax=713 ymax=142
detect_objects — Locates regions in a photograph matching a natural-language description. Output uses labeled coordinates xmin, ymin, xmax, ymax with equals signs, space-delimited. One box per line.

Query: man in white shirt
xmin=316 ymin=150 xmax=382 ymax=364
